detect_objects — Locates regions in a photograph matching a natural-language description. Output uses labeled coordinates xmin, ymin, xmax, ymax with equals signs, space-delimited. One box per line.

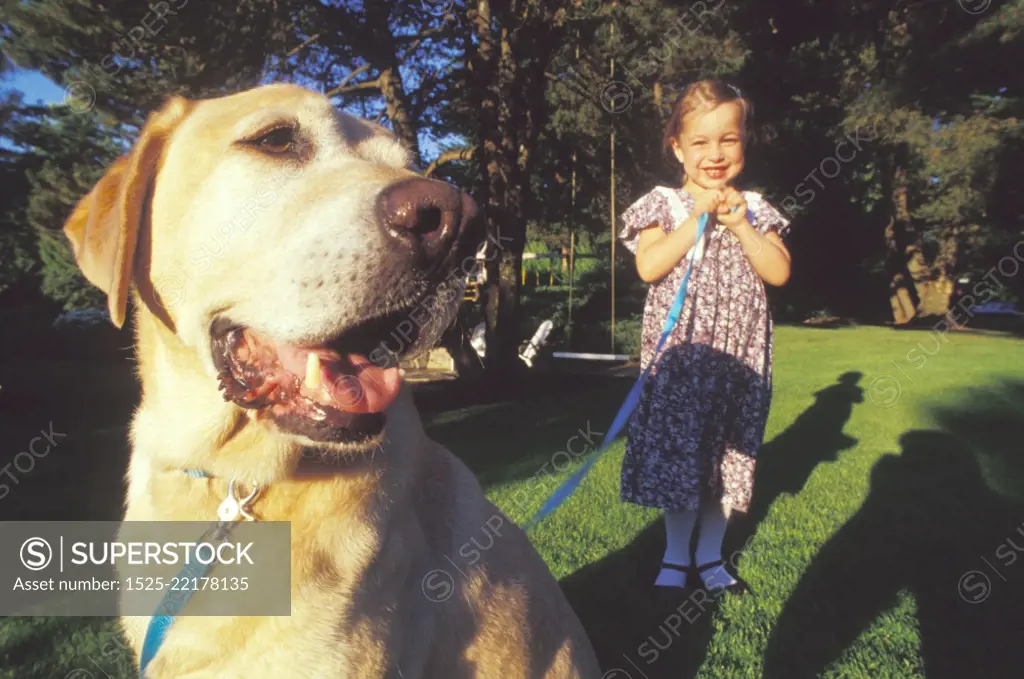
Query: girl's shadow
xmin=731 ymin=371 xmax=864 ymax=547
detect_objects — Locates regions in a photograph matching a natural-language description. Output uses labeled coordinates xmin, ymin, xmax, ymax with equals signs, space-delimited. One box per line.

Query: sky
xmin=5 ymin=68 xmax=67 ymax=106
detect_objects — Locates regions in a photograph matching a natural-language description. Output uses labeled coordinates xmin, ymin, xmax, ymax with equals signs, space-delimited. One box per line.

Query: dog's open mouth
xmin=210 ymin=312 xmax=417 ymax=443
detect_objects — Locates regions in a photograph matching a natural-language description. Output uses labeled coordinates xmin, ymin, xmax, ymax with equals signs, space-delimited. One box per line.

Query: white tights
xmin=654 ymin=501 xmax=738 ymax=588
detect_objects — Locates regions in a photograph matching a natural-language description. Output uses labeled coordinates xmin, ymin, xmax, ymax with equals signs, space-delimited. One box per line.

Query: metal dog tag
xmin=217 ymin=495 xmax=241 ymax=522
xmin=217 ymin=478 xmax=260 ymax=522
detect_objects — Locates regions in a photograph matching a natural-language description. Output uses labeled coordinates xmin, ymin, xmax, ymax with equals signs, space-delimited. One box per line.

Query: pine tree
xmin=734 ymin=0 xmax=1024 ymax=322
xmin=0 ymin=93 xmax=125 ymax=310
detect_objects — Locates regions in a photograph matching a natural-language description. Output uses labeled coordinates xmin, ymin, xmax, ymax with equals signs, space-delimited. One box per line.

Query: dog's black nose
xmin=377 ymin=178 xmax=478 ymax=265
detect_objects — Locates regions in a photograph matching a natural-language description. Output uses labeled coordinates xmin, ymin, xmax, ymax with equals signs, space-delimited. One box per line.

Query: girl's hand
xmin=688 ymin=188 xmax=724 ymax=219
xmin=716 ymin=187 xmax=749 ymax=231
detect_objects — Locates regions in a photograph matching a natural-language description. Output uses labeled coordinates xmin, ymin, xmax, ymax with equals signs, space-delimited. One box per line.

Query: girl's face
xmin=671 ymin=101 xmax=746 ymax=191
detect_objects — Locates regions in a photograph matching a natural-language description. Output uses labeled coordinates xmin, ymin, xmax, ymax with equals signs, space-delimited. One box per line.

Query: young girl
xmin=618 ymin=80 xmax=792 ymax=594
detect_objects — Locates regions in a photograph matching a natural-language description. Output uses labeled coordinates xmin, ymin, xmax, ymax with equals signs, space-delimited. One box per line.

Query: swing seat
xmin=519 ymin=319 xmax=553 ymax=368
xmin=469 ymin=321 xmax=487 ymax=359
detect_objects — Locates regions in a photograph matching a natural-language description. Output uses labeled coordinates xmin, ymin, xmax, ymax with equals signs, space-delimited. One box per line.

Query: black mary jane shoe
xmin=693 ymin=560 xmax=751 ymax=597
xmin=655 ymin=562 xmax=697 ymax=591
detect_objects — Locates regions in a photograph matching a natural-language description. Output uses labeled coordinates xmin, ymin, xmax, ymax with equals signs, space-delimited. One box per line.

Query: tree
xmin=1 ymin=0 xmax=524 ymax=379
xmin=1 ymin=0 xmax=305 ymax=126
xmin=0 ymin=91 xmax=41 ymax=304
xmin=0 ymin=91 xmax=126 ymax=310
xmin=733 ymin=0 xmax=1024 ymax=323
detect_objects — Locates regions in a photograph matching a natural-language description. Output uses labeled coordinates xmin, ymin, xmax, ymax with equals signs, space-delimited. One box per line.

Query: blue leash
xmin=139 ymin=470 xmax=225 ymax=678
xmin=521 ymin=211 xmax=713 ymax=533
xmin=139 ymin=548 xmax=221 ymax=677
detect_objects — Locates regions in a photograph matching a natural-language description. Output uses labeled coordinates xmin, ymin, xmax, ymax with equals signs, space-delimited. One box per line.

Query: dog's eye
xmin=253 ymin=127 xmax=296 ymax=154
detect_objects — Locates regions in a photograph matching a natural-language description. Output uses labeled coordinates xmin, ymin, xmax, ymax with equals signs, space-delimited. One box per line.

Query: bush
xmin=612 ymin=317 xmax=643 ymax=358
xmin=571 ymin=315 xmax=642 ymax=359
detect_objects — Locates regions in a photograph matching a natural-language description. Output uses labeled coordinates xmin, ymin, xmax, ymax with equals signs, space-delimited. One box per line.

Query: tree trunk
xmin=885 ymin=217 xmax=918 ymax=324
xmin=353 ymin=3 xmax=423 ymax=169
xmin=885 ymin=148 xmax=920 ymax=324
xmin=884 ymin=146 xmax=959 ymax=321
xmin=470 ymin=0 xmax=524 ymax=382
xmin=483 ymin=249 xmax=524 ymax=376
xmin=379 ymin=65 xmax=422 ymax=169
xmin=913 ymin=227 xmax=960 ymax=317
xmin=439 ymin=309 xmax=484 ymax=381
xmin=492 ymin=19 xmax=524 ymax=377
xmin=464 ymin=1 xmax=563 ymax=385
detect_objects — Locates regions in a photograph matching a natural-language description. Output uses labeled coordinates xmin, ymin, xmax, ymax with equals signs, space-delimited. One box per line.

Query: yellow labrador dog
xmin=63 ymin=83 xmax=600 ymax=678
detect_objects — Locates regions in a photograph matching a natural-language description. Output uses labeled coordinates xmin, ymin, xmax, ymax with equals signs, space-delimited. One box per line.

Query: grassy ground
xmin=2 ymin=325 xmax=1024 ymax=677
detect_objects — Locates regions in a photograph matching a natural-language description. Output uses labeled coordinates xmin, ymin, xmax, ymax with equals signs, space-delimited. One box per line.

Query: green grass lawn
xmin=3 ymin=325 xmax=1024 ymax=678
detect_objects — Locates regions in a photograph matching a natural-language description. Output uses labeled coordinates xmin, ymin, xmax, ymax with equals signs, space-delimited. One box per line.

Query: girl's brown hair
xmin=661 ymin=79 xmax=754 ymax=164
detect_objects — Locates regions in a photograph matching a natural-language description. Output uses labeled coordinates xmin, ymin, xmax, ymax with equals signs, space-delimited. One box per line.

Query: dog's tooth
xmin=305 ymin=353 xmax=322 ymax=390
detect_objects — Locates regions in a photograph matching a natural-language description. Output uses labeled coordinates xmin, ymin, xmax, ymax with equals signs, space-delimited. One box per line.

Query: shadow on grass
xmin=420 ymin=371 xmax=634 ymax=487
xmin=560 ymin=516 xmax=717 ymax=678
xmin=742 ymin=371 xmax=865 ymax=532
xmin=762 ymin=379 xmax=1024 ymax=679
xmin=720 ymin=370 xmax=865 ymax=578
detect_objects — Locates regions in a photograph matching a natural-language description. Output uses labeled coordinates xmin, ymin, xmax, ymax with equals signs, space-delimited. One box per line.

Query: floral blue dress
xmin=618 ymin=187 xmax=791 ymax=513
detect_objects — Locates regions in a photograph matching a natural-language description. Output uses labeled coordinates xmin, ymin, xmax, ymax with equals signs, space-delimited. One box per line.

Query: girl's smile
xmin=702 ymin=165 xmax=729 ymax=181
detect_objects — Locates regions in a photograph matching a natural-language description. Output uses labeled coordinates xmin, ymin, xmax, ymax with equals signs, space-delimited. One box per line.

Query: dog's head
xmin=64 ymin=83 xmax=484 ymax=450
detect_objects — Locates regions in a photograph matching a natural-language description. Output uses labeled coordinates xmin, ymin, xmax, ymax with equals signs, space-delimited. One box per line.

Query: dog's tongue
xmin=329 ymin=353 xmax=403 ymax=414
xmin=277 ymin=344 xmax=402 ymax=414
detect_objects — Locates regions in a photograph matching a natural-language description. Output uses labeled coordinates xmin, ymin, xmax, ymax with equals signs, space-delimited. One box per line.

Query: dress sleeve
xmin=618 ymin=189 xmax=675 ymax=255
xmin=748 ymin=193 xmax=792 ymax=240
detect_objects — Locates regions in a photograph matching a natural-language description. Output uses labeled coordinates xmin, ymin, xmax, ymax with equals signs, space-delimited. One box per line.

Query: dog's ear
xmin=63 ymin=96 xmax=192 ymax=328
